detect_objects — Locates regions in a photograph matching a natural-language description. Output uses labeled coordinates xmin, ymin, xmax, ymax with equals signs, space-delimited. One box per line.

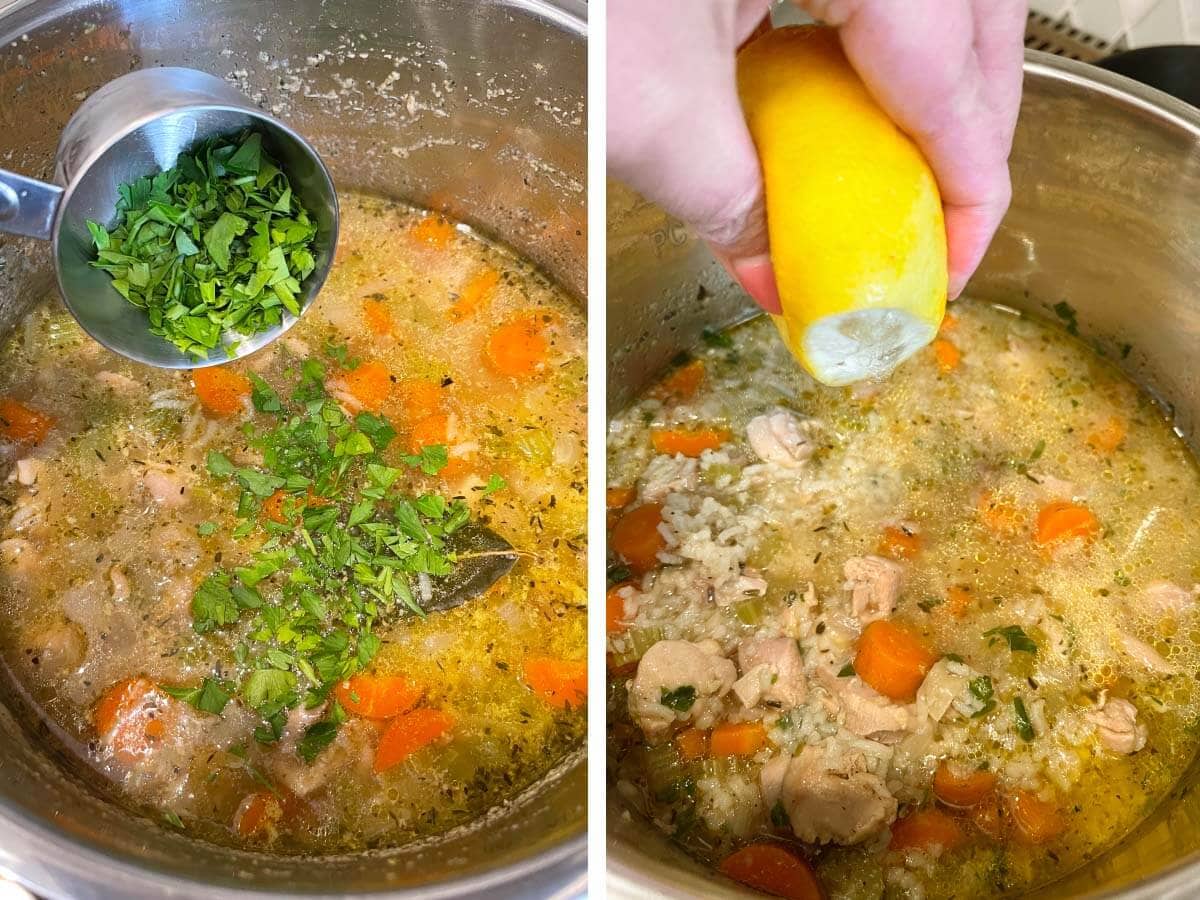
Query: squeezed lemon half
xmin=737 ymin=25 xmax=947 ymax=386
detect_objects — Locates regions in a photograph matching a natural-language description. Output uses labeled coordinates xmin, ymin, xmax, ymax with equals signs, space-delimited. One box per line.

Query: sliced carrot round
xmin=854 ymin=620 xmax=939 ymax=702
xmin=374 ymin=708 xmax=454 ymax=773
xmin=409 ymin=412 xmax=449 ymax=452
xmin=606 ymin=486 xmax=636 ymax=510
xmin=932 ymin=338 xmax=961 ymax=373
xmin=410 ymin=214 xmax=456 ymax=249
xmin=606 ymin=584 xmax=632 ymax=635
xmin=93 ymin=676 xmax=174 ymax=763
xmin=523 ymin=656 xmax=587 ymax=709
xmin=0 ymin=398 xmax=53 ymax=444
xmin=657 ymin=359 xmax=705 ymax=400
xmin=330 ymin=361 xmax=393 ymax=414
xmin=889 ymin=807 xmax=967 ymax=852
xmin=396 ymin=378 xmax=444 ymax=419
xmin=485 ymin=314 xmax=549 ymax=378
xmin=450 ymin=267 xmax=500 ymax=321
xmin=335 ymin=674 xmax=423 ymax=719
xmin=610 ymin=503 xmax=666 ymax=574
xmin=1087 ymin=416 xmax=1127 ymax=454
xmin=877 ymin=525 xmax=921 ymax=560
xmin=650 ymin=427 xmax=730 ymax=458
xmin=362 ymin=298 xmax=395 ymax=337
xmin=234 ymin=790 xmax=282 ymax=838
xmin=1036 ymin=500 xmax=1099 ymax=546
xmin=192 ymin=367 xmax=251 ymax=416
xmin=977 ymin=490 xmax=1023 ymax=536
xmin=718 ymin=843 xmax=825 ymax=900
xmin=1008 ymin=789 xmax=1065 ymax=844
xmin=710 ymin=721 xmax=767 ymax=757
xmin=932 ymin=761 xmax=997 ymax=808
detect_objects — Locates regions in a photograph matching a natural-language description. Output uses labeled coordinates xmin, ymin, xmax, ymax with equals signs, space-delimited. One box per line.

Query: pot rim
xmin=0 ymin=0 xmax=588 ymax=897
xmin=606 ymin=47 xmax=1200 ymax=900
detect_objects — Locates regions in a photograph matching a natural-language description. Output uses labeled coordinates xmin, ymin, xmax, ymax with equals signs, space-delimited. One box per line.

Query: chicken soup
xmin=0 ymin=194 xmax=586 ymax=853
xmin=607 ymin=301 xmax=1200 ymax=898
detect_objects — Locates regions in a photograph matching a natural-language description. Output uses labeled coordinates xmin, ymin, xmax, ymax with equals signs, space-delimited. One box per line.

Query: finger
xmin=607 ymin=0 xmax=777 ymax=308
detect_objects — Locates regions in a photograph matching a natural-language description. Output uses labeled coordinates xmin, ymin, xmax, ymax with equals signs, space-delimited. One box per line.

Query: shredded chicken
xmin=843 ymin=556 xmax=903 ymax=625
xmin=819 ymin=667 xmax=913 ymax=743
xmin=1140 ymin=581 xmax=1195 ymax=618
xmin=11 ymin=458 xmax=43 ymax=486
xmin=746 ymin=409 xmax=816 ymax=469
xmin=735 ymin=637 xmax=806 ymax=708
xmin=628 ymin=639 xmax=736 ymax=739
xmin=772 ymin=744 xmax=898 ymax=844
xmin=1087 ymin=696 xmax=1147 ymax=754
xmin=25 ymin=619 xmax=87 ymax=674
xmin=1118 ymin=633 xmax=1175 ymax=673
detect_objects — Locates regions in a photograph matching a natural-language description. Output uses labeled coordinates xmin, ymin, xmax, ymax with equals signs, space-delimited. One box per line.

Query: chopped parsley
xmin=87 ymin=131 xmax=318 ymax=359
xmin=837 ymin=663 xmax=855 ymax=677
xmin=968 ymin=675 xmax=997 ymax=718
xmin=660 ymin=685 xmax=697 ymax=712
xmin=701 ymin=327 xmax=734 ymax=349
xmin=1013 ymin=696 xmax=1035 ymax=741
xmin=917 ymin=596 xmax=945 ymax=613
xmin=770 ymin=799 xmax=789 ymax=828
xmin=183 ymin=363 xmax=487 ymax=761
xmin=1052 ymin=300 xmax=1079 ymax=336
xmin=984 ymin=625 xmax=1038 ymax=655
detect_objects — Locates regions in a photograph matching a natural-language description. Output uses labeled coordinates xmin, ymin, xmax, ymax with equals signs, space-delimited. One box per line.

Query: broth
xmin=607 ymin=301 xmax=1200 ymax=898
xmin=0 ymin=194 xmax=586 ymax=853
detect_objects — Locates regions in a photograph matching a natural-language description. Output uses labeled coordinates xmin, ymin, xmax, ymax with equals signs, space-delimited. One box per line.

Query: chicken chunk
xmin=1087 ymin=697 xmax=1147 ymax=755
xmin=142 ymin=468 xmax=189 ymax=507
xmin=818 ymin=667 xmax=913 ymax=742
xmin=1140 ymin=581 xmax=1195 ymax=618
xmin=25 ymin=618 xmax=87 ymax=674
xmin=736 ymin=637 xmax=806 ymax=708
xmin=746 ymin=409 xmax=817 ymax=469
xmin=915 ymin=658 xmax=971 ymax=723
xmin=843 ymin=556 xmax=903 ymax=625
xmin=1118 ymin=633 xmax=1175 ymax=673
xmin=628 ymin=640 xmax=737 ymax=739
xmin=638 ymin=453 xmax=699 ymax=502
xmin=776 ymin=744 xmax=898 ymax=845
xmin=11 ymin=458 xmax=43 ymax=485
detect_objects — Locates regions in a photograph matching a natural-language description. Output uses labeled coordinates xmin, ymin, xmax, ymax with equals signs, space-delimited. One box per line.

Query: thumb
xmin=606 ymin=0 xmax=779 ymax=313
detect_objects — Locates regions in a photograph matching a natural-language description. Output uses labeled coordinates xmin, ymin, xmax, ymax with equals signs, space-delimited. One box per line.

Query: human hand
xmin=606 ymin=0 xmax=1027 ymax=311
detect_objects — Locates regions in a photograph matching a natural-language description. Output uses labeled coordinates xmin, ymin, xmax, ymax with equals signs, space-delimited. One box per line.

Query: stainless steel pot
xmin=608 ymin=51 xmax=1200 ymax=900
xmin=0 ymin=1 xmax=585 ymax=897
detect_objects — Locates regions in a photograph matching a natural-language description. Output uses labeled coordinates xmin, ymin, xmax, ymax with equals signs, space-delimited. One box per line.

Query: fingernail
xmin=730 ymin=254 xmax=782 ymax=315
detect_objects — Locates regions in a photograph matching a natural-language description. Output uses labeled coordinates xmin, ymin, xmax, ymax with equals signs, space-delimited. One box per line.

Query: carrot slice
xmin=362 ymin=298 xmax=395 ymax=337
xmin=335 ymin=674 xmax=424 ymax=720
xmin=93 ymin=676 xmax=173 ymax=763
xmin=1008 ymin=790 xmax=1064 ymax=844
xmin=938 ymin=313 xmax=959 ymax=334
xmin=676 ymin=727 xmax=710 ymax=761
xmin=0 ymin=398 xmax=53 ymax=444
xmin=1087 ymin=416 xmax=1127 ymax=454
xmin=611 ymin=503 xmax=666 ymax=574
xmin=877 ymin=525 xmax=921 ymax=560
xmin=658 ymin=360 xmax=705 ymax=400
xmin=932 ymin=762 xmax=997 ymax=807
xmin=234 ymin=790 xmax=282 ymax=838
xmin=932 ymin=338 xmax=961 ymax=373
xmin=329 ymin=360 xmax=393 ymax=414
xmin=523 ymin=656 xmax=587 ymax=709
xmin=977 ymin=490 xmax=1022 ymax=536
xmin=450 ymin=267 xmax=500 ymax=321
xmin=606 ymin=584 xmax=631 ymax=634
xmin=409 ymin=412 xmax=449 ymax=452
xmin=650 ymin=427 xmax=730 ymax=458
xmin=192 ymin=367 xmax=251 ymax=416
xmin=396 ymin=378 xmax=444 ymax=419
xmin=854 ymin=620 xmax=939 ymax=702
xmin=485 ymin=314 xmax=549 ymax=378
xmin=1036 ymin=500 xmax=1099 ymax=546
xmin=710 ymin=721 xmax=767 ymax=757
xmin=606 ymin=486 xmax=636 ymax=510
xmin=410 ymin=214 xmax=456 ymax=249
xmin=889 ymin=807 xmax=967 ymax=852
xmin=718 ymin=843 xmax=825 ymax=900
xmin=373 ymin=708 xmax=454 ymax=773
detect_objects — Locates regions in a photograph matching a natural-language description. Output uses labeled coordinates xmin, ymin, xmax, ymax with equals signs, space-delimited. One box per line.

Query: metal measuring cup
xmin=0 ymin=67 xmax=338 ymax=368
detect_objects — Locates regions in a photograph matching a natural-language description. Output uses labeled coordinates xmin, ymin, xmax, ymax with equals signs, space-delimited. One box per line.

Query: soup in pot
xmin=607 ymin=301 xmax=1200 ymax=898
xmin=0 ymin=194 xmax=586 ymax=853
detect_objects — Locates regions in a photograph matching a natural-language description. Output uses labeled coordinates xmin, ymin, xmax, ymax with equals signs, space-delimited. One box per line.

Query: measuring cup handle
xmin=0 ymin=170 xmax=63 ymax=241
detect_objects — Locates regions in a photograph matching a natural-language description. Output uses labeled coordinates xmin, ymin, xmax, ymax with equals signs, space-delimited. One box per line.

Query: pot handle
xmin=0 ymin=169 xmax=62 ymax=241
